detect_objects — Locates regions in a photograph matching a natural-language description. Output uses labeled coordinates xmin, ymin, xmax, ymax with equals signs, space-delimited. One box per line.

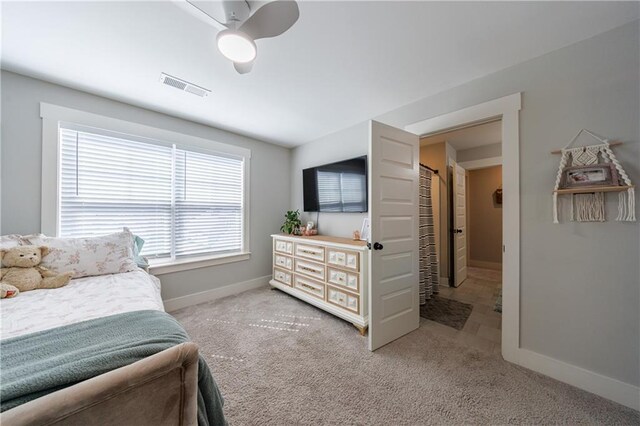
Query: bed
xmin=0 ymin=268 xmax=226 ymax=425
xmin=1 ymin=270 xmax=164 ymax=339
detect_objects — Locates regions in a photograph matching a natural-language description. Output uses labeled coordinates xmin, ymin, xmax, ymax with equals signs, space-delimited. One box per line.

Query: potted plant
xmin=280 ymin=210 xmax=301 ymax=235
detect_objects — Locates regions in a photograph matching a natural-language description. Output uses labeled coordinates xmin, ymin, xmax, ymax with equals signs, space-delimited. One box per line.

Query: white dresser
xmin=270 ymin=234 xmax=369 ymax=334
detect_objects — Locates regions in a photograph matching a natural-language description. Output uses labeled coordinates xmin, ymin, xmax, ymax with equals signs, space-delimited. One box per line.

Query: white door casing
xmin=404 ymin=94 xmax=520 ymax=359
xmin=452 ymin=160 xmax=468 ymax=287
xmin=368 ymin=120 xmax=420 ymax=351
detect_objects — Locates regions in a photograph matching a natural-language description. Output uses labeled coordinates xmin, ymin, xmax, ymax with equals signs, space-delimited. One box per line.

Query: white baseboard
xmin=163 ymin=275 xmax=271 ymax=312
xmin=504 ymin=347 xmax=639 ymax=411
xmin=469 ymin=260 xmax=502 ymax=270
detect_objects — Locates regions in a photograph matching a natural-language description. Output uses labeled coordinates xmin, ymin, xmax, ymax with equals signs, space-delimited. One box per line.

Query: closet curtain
xmin=419 ymin=165 xmax=439 ymax=304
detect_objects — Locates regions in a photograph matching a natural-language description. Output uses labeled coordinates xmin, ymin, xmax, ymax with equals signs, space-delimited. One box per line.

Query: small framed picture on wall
xmin=360 ymin=218 xmax=370 ymax=241
xmin=560 ymin=163 xmax=619 ymax=189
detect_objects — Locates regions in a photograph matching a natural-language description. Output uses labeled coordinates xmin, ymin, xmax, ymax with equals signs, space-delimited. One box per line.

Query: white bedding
xmin=0 ymin=270 xmax=164 ymax=340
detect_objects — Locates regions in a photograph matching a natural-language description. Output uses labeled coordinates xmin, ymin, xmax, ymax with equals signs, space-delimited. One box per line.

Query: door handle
xmin=373 ymin=242 xmax=384 ymax=250
xmin=452 ymin=229 xmax=463 ymax=234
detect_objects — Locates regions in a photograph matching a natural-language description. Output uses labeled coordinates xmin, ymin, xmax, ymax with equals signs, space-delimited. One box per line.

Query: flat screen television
xmin=303 ymin=156 xmax=368 ymax=213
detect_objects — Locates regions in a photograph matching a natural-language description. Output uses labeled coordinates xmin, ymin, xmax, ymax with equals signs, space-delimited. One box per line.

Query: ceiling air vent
xmin=159 ymin=73 xmax=211 ymax=98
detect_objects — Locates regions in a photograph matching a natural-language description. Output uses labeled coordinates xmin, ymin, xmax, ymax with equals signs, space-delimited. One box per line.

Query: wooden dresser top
xmin=272 ymin=234 xmax=368 ymax=248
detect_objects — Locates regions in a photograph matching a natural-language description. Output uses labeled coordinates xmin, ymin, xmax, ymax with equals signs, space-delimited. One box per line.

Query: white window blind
xmin=317 ymin=171 xmax=366 ymax=212
xmin=59 ymin=126 xmax=245 ymax=260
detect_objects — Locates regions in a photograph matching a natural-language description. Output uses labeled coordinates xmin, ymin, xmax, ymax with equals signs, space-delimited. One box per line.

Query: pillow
xmin=0 ymin=235 xmax=26 ymax=251
xmin=132 ymin=234 xmax=149 ymax=269
xmin=26 ymin=230 xmax=138 ymax=278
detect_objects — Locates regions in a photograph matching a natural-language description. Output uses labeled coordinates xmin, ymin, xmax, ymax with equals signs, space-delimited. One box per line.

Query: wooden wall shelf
xmin=550 ymin=140 xmax=622 ymax=154
xmin=553 ymin=185 xmax=634 ymax=195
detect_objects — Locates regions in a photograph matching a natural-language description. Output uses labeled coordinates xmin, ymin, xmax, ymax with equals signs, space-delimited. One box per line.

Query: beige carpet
xmin=172 ymin=287 xmax=639 ymax=425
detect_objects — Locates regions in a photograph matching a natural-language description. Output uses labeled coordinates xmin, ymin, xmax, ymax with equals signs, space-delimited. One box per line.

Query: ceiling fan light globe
xmin=216 ymin=30 xmax=256 ymax=64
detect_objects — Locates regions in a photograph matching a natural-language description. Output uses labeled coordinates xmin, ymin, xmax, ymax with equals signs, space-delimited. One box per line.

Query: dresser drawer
xmin=274 ymin=254 xmax=293 ymax=270
xmin=294 ymin=275 xmax=325 ymax=300
xmin=327 ymin=267 xmax=360 ymax=293
xmin=274 ymin=239 xmax=294 ymax=255
xmin=273 ymin=268 xmax=292 ymax=287
xmin=327 ymin=248 xmax=359 ymax=271
xmin=327 ymin=285 xmax=359 ymax=314
xmin=295 ymin=259 xmax=325 ymax=281
xmin=295 ymin=243 xmax=325 ymax=262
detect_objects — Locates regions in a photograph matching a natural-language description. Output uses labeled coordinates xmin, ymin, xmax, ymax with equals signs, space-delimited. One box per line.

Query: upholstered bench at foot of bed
xmin=0 ymin=342 xmax=199 ymax=426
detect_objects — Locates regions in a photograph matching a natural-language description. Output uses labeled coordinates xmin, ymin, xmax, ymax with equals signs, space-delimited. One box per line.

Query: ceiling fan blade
xmin=173 ymin=0 xmax=228 ymax=31
xmin=239 ymin=0 xmax=299 ymax=41
xmin=234 ymin=61 xmax=254 ymax=74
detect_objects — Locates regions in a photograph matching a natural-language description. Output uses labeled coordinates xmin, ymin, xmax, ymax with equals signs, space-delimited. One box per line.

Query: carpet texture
xmin=172 ymin=287 xmax=639 ymax=425
xmin=420 ymin=295 xmax=473 ymax=330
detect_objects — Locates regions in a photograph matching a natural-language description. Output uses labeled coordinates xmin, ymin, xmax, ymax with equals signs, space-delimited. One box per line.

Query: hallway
xmin=422 ymin=267 xmax=502 ymax=354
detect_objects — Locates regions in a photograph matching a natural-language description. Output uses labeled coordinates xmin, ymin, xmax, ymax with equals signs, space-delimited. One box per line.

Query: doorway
xmin=403 ymin=92 xmax=521 ymax=359
xmin=417 ymin=120 xmax=504 ymax=351
xmin=367 ymin=94 xmax=520 ymax=356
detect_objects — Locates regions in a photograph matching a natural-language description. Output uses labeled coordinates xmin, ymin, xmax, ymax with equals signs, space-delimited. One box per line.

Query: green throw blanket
xmin=0 ymin=310 xmax=226 ymax=426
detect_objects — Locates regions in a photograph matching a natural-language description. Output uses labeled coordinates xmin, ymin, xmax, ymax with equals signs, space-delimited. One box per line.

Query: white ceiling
xmin=2 ymin=1 xmax=638 ymax=147
xmin=421 ymin=120 xmax=502 ymax=151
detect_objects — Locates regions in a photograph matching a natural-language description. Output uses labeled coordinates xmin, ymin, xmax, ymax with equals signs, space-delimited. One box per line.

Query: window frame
xmin=41 ymin=103 xmax=251 ymax=275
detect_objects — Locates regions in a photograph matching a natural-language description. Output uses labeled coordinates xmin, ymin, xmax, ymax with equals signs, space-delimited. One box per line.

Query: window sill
xmin=148 ymin=252 xmax=251 ymax=275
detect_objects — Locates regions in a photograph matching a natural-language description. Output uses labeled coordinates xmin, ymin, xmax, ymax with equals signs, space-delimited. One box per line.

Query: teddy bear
xmin=1 ymin=283 xmax=19 ymax=299
xmin=0 ymin=245 xmax=74 ymax=295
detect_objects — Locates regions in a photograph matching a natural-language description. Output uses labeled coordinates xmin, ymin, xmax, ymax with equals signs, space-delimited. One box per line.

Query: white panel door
xmin=368 ymin=121 xmax=420 ymax=351
xmin=452 ymin=161 xmax=468 ymax=287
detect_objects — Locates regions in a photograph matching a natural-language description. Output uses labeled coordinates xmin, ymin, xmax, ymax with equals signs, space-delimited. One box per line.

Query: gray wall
xmin=468 ymin=165 xmax=503 ymax=265
xmin=0 ymin=70 xmax=291 ymax=301
xmin=457 ymin=142 xmax=502 ymax=163
xmin=290 ymin=121 xmax=369 ymax=238
xmin=376 ymin=21 xmax=640 ymax=386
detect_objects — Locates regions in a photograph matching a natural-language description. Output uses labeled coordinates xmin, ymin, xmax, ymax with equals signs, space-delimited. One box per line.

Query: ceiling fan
xmin=176 ymin=0 xmax=300 ymax=74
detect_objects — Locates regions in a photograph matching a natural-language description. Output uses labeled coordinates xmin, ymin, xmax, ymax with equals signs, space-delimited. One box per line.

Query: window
xmin=58 ymin=124 xmax=246 ymax=262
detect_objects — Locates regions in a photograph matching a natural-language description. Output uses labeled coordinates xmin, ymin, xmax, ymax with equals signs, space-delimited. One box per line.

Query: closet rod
xmin=419 ymin=163 xmax=438 ymax=174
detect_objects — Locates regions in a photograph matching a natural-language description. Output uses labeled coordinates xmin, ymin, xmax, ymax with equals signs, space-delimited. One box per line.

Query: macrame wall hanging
xmin=552 ymin=129 xmax=635 ymax=223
